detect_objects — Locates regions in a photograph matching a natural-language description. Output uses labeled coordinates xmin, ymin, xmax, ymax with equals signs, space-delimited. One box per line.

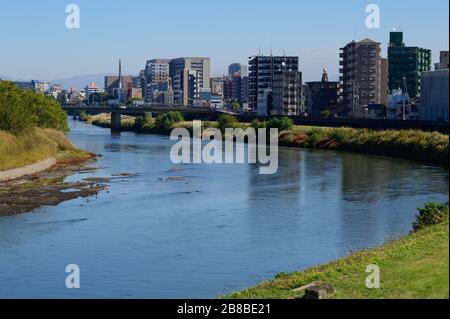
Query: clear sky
xmin=0 ymin=0 xmax=448 ymax=82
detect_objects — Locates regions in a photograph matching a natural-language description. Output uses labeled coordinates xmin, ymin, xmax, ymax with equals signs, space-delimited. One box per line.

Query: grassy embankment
xmin=0 ymin=128 xmax=91 ymax=171
xmin=224 ymin=202 xmax=449 ymax=299
xmin=0 ymin=80 xmax=92 ymax=172
xmin=82 ymin=112 xmax=449 ymax=167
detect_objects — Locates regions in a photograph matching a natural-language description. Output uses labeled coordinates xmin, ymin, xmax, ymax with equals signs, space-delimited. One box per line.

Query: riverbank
xmin=0 ymin=128 xmax=93 ymax=172
xmin=224 ymin=203 xmax=449 ymax=299
xmin=0 ymin=128 xmax=106 ymax=216
xmin=80 ymin=113 xmax=449 ymax=168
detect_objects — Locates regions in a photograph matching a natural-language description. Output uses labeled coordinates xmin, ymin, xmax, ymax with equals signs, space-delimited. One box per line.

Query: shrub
xmin=307 ymin=127 xmax=328 ymax=147
xmin=266 ymin=117 xmax=294 ymax=131
xmin=251 ymin=119 xmax=267 ymax=129
xmin=154 ymin=111 xmax=184 ymax=131
xmin=135 ymin=112 xmax=153 ymax=129
xmin=217 ymin=114 xmax=240 ymax=133
xmin=412 ymin=202 xmax=449 ymax=232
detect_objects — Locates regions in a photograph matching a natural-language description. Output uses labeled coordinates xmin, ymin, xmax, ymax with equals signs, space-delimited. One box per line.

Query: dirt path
xmin=0 ymin=157 xmax=57 ymax=182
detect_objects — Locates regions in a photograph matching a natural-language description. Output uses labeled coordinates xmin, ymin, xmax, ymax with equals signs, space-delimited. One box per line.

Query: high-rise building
xmin=169 ymin=57 xmax=211 ymax=106
xmin=228 ymin=63 xmax=248 ymax=77
xmin=223 ymin=74 xmax=249 ymax=109
xmin=340 ymin=38 xmax=386 ymax=117
xmin=143 ymin=59 xmax=172 ymax=103
xmin=305 ymin=69 xmax=341 ymax=117
xmin=248 ymin=55 xmax=302 ymax=116
xmin=435 ymin=51 xmax=449 ymax=70
xmin=420 ymin=69 xmax=449 ymax=122
xmin=388 ymin=31 xmax=432 ymax=98
xmin=145 ymin=59 xmax=171 ymax=84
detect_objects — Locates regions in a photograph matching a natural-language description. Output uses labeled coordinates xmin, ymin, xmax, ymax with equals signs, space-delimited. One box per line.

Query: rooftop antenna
xmin=258 ymin=45 xmax=261 ymax=56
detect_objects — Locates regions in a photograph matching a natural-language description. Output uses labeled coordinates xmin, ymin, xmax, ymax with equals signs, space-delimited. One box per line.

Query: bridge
xmin=62 ymin=105 xmax=232 ymax=131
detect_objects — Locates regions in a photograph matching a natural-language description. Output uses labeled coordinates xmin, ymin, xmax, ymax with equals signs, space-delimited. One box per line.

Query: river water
xmin=0 ymin=119 xmax=448 ymax=298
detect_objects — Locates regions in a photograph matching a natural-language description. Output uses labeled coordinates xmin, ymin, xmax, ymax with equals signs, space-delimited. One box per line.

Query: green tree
xmin=154 ymin=111 xmax=184 ymax=131
xmin=217 ymin=114 xmax=240 ymax=133
xmin=266 ymin=116 xmax=293 ymax=131
xmin=231 ymin=102 xmax=241 ymax=111
xmin=0 ymin=80 xmax=68 ymax=134
xmin=0 ymin=81 xmax=35 ymax=134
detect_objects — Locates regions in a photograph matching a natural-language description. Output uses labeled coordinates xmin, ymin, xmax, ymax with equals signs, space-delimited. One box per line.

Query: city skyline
xmin=0 ymin=0 xmax=448 ymax=82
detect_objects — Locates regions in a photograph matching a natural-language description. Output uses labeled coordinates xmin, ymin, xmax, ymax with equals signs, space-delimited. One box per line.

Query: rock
xmin=303 ymin=283 xmax=336 ymax=299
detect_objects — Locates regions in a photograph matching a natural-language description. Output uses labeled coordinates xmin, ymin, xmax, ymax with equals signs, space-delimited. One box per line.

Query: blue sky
xmin=0 ymin=0 xmax=448 ymax=82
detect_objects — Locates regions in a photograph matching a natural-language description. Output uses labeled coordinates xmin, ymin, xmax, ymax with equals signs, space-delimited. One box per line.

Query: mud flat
xmin=0 ymin=161 xmax=108 ymax=217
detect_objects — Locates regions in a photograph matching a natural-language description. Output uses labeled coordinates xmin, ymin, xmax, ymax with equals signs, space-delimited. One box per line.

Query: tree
xmin=0 ymin=80 xmax=68 ymax=134
xmin=231 ymin=102 xmax=241 ymax=111
xmin=154 ymin=111 xmax=184 ymax=131
xmin=217 ymin=114 xmax=240 ymax=133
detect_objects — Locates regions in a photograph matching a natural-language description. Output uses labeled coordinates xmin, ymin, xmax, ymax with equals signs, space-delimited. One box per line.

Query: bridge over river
xmin=62 ymin=105 xmax=233 ymax=131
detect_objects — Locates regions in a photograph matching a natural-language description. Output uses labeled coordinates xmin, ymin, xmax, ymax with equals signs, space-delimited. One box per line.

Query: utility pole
xmin=402 ymin=75 xmax=409 ymax=121
xmin=118 ymin=59 xmax=122 ymax=106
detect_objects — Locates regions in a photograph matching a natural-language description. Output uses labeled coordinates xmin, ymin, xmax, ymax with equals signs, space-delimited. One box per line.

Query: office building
xmin=169 ymin=57 xmax=210 ymax=106
xmin=248 ymin=55 xmax=302 ymax=116
xmin=388 ymin=31 xmax=432 ymax=98
xmin=228 ymin=63 xmax=248 ymax=77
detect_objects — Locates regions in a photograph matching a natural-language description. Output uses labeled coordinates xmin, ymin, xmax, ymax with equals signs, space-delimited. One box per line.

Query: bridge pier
xmin=111 ymin=112 xmax=121 ymax=132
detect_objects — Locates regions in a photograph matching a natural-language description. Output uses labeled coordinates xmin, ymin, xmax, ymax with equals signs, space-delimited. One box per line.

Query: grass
xmin=0 ymin=128 xmax=91 ymax=171
xmin=224 ymin=219 xmax=449 ymax=299
xmin=280 ymin=126 xmax=449 ymax=167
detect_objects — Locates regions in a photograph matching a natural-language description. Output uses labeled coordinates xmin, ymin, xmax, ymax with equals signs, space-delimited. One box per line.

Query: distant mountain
xmin=50 ymin=74 xmax=106 ymax=90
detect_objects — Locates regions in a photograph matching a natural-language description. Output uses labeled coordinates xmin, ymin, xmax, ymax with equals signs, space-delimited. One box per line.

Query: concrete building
xmin=143 ymin=59 xmax=172 ymax=103
xmin=169 ymin=57 xmax=211 ymax=106
xmin=305 ymin=69 xmax=341 ymax=117
xmin=435 ymin=51 xmax=449 ymax=70
xmin=420 ymin=69 xmax=449 ymax=122
xmin=249 ymin=55 xmax=302 ymax=116
xmin=104 ymin=75 xmax=135 ymax=99
xmin=228 ymin=63 xmax=248 ymax=77
xmin=210 ymin=77 xmax=225 ymax=96
xmin=84 ymin=82 xmax=100 ymax=100
xmin=223 ymin=74 xmax=249 ymax=109
xmin=340 ymin=38 xmax=387 ymax=117
xmin=145 ymin=59 xmax=171 ymax=83
xmin=388 ymin=31 xmax=432 ymax=98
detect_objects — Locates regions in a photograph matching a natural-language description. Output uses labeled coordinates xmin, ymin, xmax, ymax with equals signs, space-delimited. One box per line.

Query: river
xmin=0 ymin=119 xmax=448 ymax=298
